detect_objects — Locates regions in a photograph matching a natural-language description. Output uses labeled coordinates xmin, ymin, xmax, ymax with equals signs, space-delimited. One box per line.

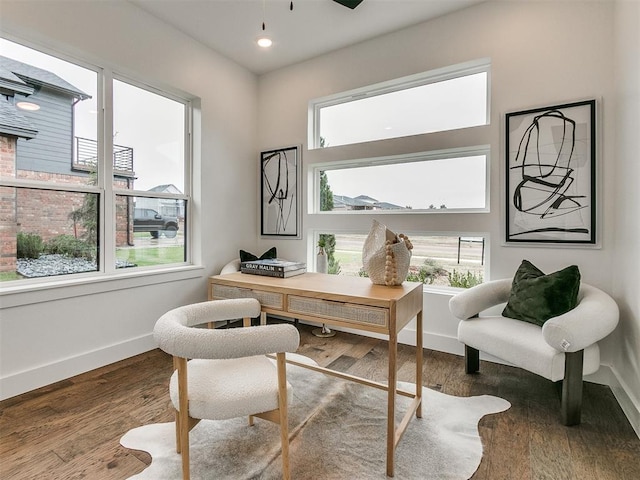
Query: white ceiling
xmin=131 ymin=0 xmax=484 ymax=75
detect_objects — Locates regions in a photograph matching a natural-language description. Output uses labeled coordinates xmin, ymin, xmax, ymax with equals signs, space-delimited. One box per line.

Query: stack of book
xmin=240 ymin=259 xmax=307 ymax=278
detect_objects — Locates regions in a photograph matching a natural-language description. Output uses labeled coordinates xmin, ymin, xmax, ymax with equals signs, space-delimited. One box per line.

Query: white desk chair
xmin=154 ymin=298 xmax=300 ymax=479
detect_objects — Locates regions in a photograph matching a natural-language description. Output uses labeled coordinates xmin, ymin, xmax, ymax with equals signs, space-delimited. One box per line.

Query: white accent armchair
xmin=220 ymin=258 xmax=241 ymax=274
xmin=154 ymin=298 xmax=300 ymax=480
xmin=449 ymin=279 xmax=619 ymax=425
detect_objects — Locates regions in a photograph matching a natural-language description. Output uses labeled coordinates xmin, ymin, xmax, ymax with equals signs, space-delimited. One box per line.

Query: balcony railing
xmin=74 ymin=137 xmax=135 ymax=177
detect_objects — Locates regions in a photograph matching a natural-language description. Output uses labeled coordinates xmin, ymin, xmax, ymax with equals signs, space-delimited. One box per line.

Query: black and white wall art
xmin=260 ymin=146 xmax=301 ymax=238
xmin=505 ymin=100 xmax=596 ymax=244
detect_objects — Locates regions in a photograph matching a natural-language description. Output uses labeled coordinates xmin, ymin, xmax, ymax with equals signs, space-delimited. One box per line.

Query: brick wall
xmin=1 ymin=133 xmax=134 ymax=273
xmin=16 ymin=171 xmax=90 ymax=241
xmin=115 ymin=194 xmax=133 ymax=246
xmin=15 ymin=172 xmax=133 ymax=246
xmin=0 ymin=137 xmax=17 ymax=272
xmin=0 ymin=136 xmax=16 ymax=177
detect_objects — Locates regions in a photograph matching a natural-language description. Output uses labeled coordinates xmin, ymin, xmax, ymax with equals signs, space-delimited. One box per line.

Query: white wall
xmin=612 ymin=0 xmax=640 ymax=434
xmin=0 ymin=1 xmax=259 ymax=399
xmin=257 ymin=0 xmax=636 ymax=405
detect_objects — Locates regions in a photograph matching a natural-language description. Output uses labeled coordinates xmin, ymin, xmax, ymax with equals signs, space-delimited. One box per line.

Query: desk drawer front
xmin=211 ymin=284 xmax=283 ymax=310
xmin=288 ymin=295 xmax=388 ymax=327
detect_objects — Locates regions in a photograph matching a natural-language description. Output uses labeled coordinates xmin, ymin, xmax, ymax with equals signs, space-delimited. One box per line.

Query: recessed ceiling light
xmin=16 ymin=101 xmax=40 ymax=111
xmin=257 ymin=37 xmax=273 ymax=48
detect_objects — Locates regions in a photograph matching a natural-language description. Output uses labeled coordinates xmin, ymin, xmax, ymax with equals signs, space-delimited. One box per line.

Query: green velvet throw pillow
xmin=502 ymin=260 xmax=581 ymax=326
xmin=240 ymin=247 xmax=277 ymax=263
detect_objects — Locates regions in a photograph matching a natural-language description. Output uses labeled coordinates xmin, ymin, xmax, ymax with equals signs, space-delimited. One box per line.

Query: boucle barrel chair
xmin=449 ymin=276 xmax=618 ymax=426
xmin=220 ymin=258 xmax=241 ymax=274
xmin=154 ymin=298 xmax=300 ymax=480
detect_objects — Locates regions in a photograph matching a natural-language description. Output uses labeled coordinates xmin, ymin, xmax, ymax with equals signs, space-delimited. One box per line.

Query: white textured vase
xmin=316 ymin=249 xmax=328 ymax=274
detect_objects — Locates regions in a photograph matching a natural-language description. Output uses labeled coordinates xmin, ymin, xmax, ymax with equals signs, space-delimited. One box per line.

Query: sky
xmin=325 ymin=155 xmax=486 ymax=210
xmin=320 ymin=72 xmax=487 ymax=148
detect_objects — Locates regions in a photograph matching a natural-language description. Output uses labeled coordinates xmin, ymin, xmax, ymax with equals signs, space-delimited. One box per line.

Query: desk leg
xmin=386 ymin=327 xmax=398 ymax=477
xmin=416 ymin=310 xmax=423 ymax=418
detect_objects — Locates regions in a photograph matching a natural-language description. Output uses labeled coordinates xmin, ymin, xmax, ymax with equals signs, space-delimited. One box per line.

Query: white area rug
xmin=121 ymin=357 xmax=510 ymax=479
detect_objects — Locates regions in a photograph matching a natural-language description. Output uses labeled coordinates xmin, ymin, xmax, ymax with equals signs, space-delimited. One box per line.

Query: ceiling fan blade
xmin=333 ymin=0 xmax=365 ymax=9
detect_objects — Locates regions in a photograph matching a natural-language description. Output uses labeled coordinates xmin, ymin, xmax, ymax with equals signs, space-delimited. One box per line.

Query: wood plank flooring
xmin=1 ymin=322 xmax=639 ymax=479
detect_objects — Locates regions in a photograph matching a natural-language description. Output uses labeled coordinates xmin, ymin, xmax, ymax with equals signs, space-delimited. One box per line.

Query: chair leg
xmin=175 ymin=357 xmax=191 ymax=480
xmin=175 ymin=410 xmax=181 ymax=454
xmin=465 ymin=345 xmax=480 ymax=373
xmin=276 ymin=352 xmax=291 ymax=480
xmin=562 ymin=349 xmax=584 ymax=426
xmin=178 ymin=409 xmax=191 ymax=480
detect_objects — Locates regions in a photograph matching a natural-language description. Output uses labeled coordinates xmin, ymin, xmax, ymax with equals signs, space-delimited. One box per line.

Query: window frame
xmin=110 ymin=73 xmax=192 ymax=271
xmin=308 ymin=58 xmax=491 ymax=149
xmin=311 ymin=145 xmax=491 ymax=215
xmin=308 ymin=228 xmax=489 ymax=291
xmin=0 ymin=36 xmax=195 ymax=289
xmin=306 ymin=58 xmax=493 ymax=292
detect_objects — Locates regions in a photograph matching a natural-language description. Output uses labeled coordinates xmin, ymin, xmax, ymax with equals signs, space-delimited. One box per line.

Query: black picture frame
xmin=505 ymin=99 xmax=596 ymax=244
xmin=260 ymin=145 xmax=301 ymax=238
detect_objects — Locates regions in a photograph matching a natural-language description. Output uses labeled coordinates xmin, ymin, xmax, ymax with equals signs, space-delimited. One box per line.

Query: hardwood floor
xmin=1 ymin=322 xmax=639 ymax=479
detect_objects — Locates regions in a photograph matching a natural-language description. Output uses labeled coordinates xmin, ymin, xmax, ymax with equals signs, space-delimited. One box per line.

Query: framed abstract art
xmin=505 ymin=99 xmax=596 ymax=244
xmin=260 ymin=145 xmax=301 ymax=238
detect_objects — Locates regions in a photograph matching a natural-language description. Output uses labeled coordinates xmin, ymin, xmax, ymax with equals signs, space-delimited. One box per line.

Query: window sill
xmin=0 ymin=265 xmax=205 ymax=308
xmin=422 ymin=284 xmax=467 ymax=296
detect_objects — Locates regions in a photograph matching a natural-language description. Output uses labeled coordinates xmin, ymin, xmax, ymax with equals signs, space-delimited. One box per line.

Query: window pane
xmin=0 ymin=187 xmax=99 ymax=281
xmin=319 ymin=72 xmax=487 ymax=148
xmin=321 ymin=155 xmax=486 ymax=211
xmin=115 ymin=195 xmax=186 ymax=269
xmin=320 ymin=233 xmax=484 ymax=288
xmin=0 ymin=39 xmax=98 ymax=185
xmin=113 ymin=80 xmax=185 ymax=192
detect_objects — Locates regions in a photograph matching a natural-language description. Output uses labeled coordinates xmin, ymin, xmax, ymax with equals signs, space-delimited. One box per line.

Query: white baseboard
xmin=604 ymin=365 xmax=640 ymax=438
xmin=0 ymin=334 xmax=156 ymax=401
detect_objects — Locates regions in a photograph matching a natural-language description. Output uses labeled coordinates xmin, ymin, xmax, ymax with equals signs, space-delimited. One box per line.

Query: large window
xmin=317 ymin=233 xmax=485 ymax=288
xmin=0 ymin=38 xmax=191 ymax=283
xmin=315 ymin=149 xmax=488 ymax=213
xmin=309 ymin=59 xmax=491 ymax=287
xmin=113 ymin=79 xmax=188 ymax=269
xmin=314 ymin=150 xmax=489 ymax=285
xmin=310 ymin=59 xmax=489 ymax=149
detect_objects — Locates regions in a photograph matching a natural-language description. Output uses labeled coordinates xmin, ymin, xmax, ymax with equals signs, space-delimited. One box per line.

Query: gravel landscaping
xmin=17 ymin=254 xmax=136 ymax=278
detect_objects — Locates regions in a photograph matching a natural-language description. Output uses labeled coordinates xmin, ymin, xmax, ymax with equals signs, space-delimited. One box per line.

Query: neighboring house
xmin=0 ymin=75 xmax=38 ymax=272
xmin=136 ymin=184 xmax=185 ymax=218
xmin=0 ymin=56 xmax=135 ymax=271
xmin=0 ymin=56 xmax=91 ymax=176
xmin=332 ymin=194 xmax=402 ymax=211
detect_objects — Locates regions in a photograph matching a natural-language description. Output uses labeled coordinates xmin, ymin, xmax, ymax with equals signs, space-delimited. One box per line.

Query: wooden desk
xmin=208 ymin=272 xmax=424 ymax=477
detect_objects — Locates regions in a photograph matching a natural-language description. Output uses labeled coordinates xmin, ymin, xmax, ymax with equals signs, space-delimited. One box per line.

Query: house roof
xmin=333 ymin=194 xmax=372 ymax=208
xmin=0 ymin=56 xmax=91 ymax=100
xmin=354 ymin=195 xmax=378 ymax=204
xmin=0 ymin=97 xmax=38 ymax=139
xmin=148 ymin=184 xmax=183 ymax=194
xmin=333 ymin=194 xmax=402 ymax=210
xmin=375 ymin=201 xmax=404 ymax=210
xmin=0 ymin=56 xmax=90 ymax=140
xmin=0 ymin=64 xmax=34 ymax=96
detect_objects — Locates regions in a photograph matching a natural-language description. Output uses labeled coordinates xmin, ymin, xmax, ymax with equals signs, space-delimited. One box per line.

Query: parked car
xmin=133 ymin=208 xmax=179 ymax=238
